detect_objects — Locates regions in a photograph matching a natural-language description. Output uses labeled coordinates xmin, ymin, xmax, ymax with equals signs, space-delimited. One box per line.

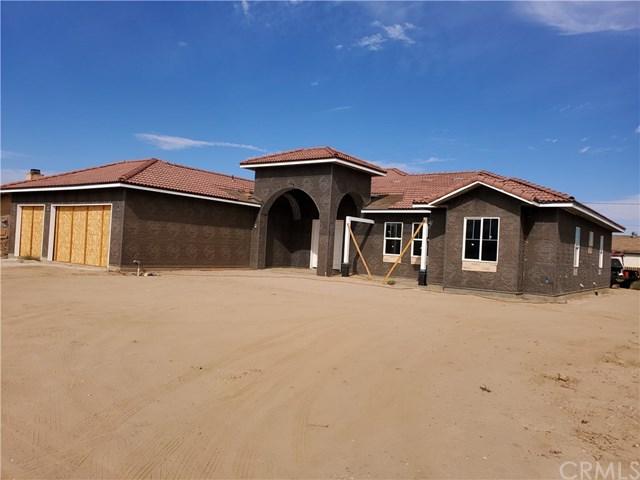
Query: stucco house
xmin=1 ymin=146 xmax=624 ymax=296
xmin=612 ymin=234 xmax=640 ymax=269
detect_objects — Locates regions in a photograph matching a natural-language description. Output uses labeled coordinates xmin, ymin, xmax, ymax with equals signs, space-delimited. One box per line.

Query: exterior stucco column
xmin=249 ymin=208 xmax=268 ymax=269
xmin=316 ymin=205 xmax=336 ymax=276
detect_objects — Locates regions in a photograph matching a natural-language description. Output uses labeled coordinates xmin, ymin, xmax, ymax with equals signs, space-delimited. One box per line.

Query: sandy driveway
xmin=2 ymin=263 xmax=638 ymax=479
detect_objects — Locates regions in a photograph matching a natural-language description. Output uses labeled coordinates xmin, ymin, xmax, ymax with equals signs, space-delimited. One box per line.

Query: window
xmin=463 ymin=218 xmax=499 ymax=262
xmin=588 ymin=231 xmax=594 ymax=254
xmin=411 ymin=222 xmax=428 ymax=257
xmin=573 ymin=227 xmax=581 ymax=268
xmin=384 ymin=222 xmax=403 ymax=255
xmin=598 ymin=235 xmax=604 ymax=269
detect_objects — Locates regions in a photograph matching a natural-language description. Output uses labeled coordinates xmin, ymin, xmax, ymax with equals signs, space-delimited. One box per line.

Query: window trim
xmin=462 ymin=217 xmax=500 ymax=263
xmin=598 ymin=235 xmax=604 ymax=269
xmin=573 ymin=226 xmax=581 ymax=268
xmin=411 ymin=222 xmax=428 ymax=258
xmin=383 ymin=221 xmax=403 ymax=256
xmin=588 ymin=231 xmax=594 ymax=254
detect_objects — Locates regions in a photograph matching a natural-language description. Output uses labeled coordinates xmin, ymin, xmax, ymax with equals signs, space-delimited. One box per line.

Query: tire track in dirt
xmin=24 ymin=318 xmax=331 ymax=478
xmin=122 ymin=320 xmax=348 ymax=479
xmin=227 ymin=321 xmax=395 ymax=479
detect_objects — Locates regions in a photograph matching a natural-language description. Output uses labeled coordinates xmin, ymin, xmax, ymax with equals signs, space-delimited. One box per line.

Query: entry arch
xmin=263 ymin=188 xmax=320 ymax=268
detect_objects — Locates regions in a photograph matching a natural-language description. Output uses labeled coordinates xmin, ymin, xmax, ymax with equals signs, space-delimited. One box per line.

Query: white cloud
xmin=0 ymin=150 xmax=28 ymax=160
xmin=310 ymin=80 xmax=319 ymax=87
xmin=356 ymin=33 xmax=386 ymax=51
xmin=326 ymin=106 xmax=352 ymax=112
xmin=415 ymin=156 xmax=451 ymax=164
xmin=381 ymin=156 xmax=452 ymax=173
xmin=578 ymin=145 xmax=624 ymax=155
xmin=636 ymin=125 xmax=640 ymax=134
xmin=356 ymin=21 xmax=417 ymax=51
xmin=241 ymin=0 xmax=250 ymax=17
xmin=581 ymin=137 xmax=589 ymax=142
xmin=586 ymin=194 xmax=640 ymax=233
xmin=545 ymin=138 xmax=559 ymax=144
xmin=516 ymin=2 xmax=640 ymax=35
xmin=178 ymin=41 xmax=188 ymax=47
xmin=378 ymin=22 xmax=416 ymax=44
xmin=335 ymin=44 xmax=343 ymax=50
xmin=135 ymin=133 xmax=266 ymax=152
xmin=1 ymin=168 xmax=57 ymax=184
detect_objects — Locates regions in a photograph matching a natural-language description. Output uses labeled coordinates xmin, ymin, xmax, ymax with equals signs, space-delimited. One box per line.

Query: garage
xmin=18 ymin=205 xmax=44 ymax=258
xmin=53 ymin=205 xmax=111 ymax=267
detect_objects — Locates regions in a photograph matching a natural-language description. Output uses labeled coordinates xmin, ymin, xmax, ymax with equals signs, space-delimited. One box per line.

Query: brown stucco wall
xmin=250 ymin=163 xmax=371 ymax=276
xmin=521 ymin=207 xmax=559 ymax=295
xmin=8 ymin=189 xmax=126 ymax=267
xmin=1 ymin=193 xmax=11 ymax=257
xmin=351 ymin=213 xmax=431 ymax=280
xmin=554 ymin=209 xmax=612 ymax=294
xmin=120 ymin=189 xmax=257 ymax=269
xmin=442 ymin=186 xmax=524 ymax=293
xmin=521 ymin=207 xmax=612 ymax=295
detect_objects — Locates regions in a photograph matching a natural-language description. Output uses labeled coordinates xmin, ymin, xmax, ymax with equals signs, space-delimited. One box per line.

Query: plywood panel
xmin=100 ymin=206 xmax=111 ymax=267
xmin=53 ymin=205 xmax=111 ymax=267
xmin=19 ymin=207 xmax=34 ymax=256
xmin=19 ymin=206 xmax=44 ymax=258
xmin=31 ymin=207 xmax=44 ymax=258
xmin=70 ymin=207 xmax=87 ymax=264
xmin=85 ymin=206 xmax=104 ymax=266
xmin=54 ymin=207 xmax=74 ymax=263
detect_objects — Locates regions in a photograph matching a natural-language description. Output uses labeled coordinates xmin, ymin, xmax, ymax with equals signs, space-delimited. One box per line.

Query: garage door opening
xmin=53 ymin=205 xmax=111 ymax=267
xmin=17 ymin=205 xmax=45 ymax=258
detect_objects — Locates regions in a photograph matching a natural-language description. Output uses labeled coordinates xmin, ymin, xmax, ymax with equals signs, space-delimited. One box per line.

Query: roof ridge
xmin=244 ymin=146 xmax=329 ymax=162
xmin=119 ymin=158 xmax=160 ymax=181
xmin=1 ymin=158 xmax=155 ymax=188
xmin=391 ymin=170 xmax=483 ymax=177
xmin=156 ymin=160 xmax=255 ymax=185
xmin=504 ymin=175 xmax=573 ymax=200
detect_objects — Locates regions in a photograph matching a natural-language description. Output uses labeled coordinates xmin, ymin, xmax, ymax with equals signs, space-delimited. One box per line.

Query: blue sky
xmin=2 ymin=1 xmax=639 ymax=230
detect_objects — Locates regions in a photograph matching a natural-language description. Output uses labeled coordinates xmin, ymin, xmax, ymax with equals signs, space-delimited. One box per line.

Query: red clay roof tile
xmin=369 ymin=170 xmax=573 ymax=209
xmin=240 ymin=146 xmax=387 ymax=175
xmin=1 ymin=159 xmax=258 ymax=205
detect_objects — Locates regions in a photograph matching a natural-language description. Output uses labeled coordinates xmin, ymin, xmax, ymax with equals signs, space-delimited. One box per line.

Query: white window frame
xmin=573 ymin=226 xmax=581 ymax=268
xmin=411 ymin=222 xmax=428 ymax=258
xmin=588 ymin=231 xmax=594 ymax=254
xmin=598 ymin=235 xmax=604 ymax=269
xmin=383 ymin=221 xmax=403 ymax=256
xmin=462 ymin=217 xmax=500 ymax=263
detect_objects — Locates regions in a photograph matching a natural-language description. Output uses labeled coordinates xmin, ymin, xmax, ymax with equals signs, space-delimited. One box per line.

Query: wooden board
xmin=19 ymin=206 xmax=44 ymax=258
xmin=54 ymin=207 xmax=73 ymax=263
xmin=53 ymin=205 xmax=111 ymax=267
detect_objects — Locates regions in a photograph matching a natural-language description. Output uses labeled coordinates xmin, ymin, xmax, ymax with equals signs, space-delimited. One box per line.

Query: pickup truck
xmin=611 ymin=257 xmax=625 ymax=286
xmin=611 ymin=254 xmax=640 ymax=287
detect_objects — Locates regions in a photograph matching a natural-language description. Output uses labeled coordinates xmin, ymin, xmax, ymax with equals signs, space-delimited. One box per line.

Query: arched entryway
xmin=265 ymin=189 xmax=320 ymax=268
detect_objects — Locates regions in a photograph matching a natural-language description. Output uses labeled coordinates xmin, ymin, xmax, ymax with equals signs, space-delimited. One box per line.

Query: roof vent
xmin=26 ymin=169 xmax=42 ymax=181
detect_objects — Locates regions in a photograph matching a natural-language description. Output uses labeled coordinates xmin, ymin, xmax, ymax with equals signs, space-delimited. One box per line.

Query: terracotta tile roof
xmin=612 ymin=235 xmax=640 ymax=254
xmin=1 ymin=158 xmax=258 ymax=205
xmin=369 ymin=170 xmax=573 ymax=209
xmin=240 ymin=146 xmax=387 ymax=175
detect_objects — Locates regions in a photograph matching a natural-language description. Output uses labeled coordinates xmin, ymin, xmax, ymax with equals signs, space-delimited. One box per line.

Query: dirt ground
xmin=1 ymin=262 xmax=639 ymax=479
